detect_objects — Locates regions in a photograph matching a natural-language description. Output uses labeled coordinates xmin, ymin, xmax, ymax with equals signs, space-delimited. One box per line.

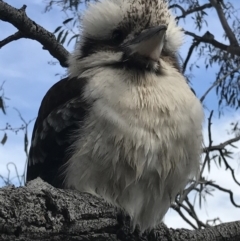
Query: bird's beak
xmin=123 ymin=25 xmax=167 ymax=62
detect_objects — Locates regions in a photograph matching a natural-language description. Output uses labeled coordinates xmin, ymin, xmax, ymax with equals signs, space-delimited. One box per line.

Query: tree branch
xmin=182 ymin=40 xmax=198 ymax=74
xmin=0 ymin=178 xmax=240 ymax=241
xmin=209 ymin=0 xmax=239 ymax=46
xmin=183 ymin=31 xmax=240 ymax=72
xmin=219 ymin=149 xmax=240 ymax=187
xmin=204 ymin=180 xmax=240 ymax=208
xmin=176 ymin=198 xmax=208 ymax=229
xmin=171 ymin=203 xmax=198 ymax=230
xmin=169 ymin=3 xmax=213 ymax=20
xmin=203 ymin=135 xmax=240 ymax=152
xmin=0 ymin=31 xmax=25 ymax=49
xmin=0 ymin=1 xmax=69 ymax=67
xmin=185 ymin=30 xmax=240 ymax=56
xmin=200 ymin=65 xmax=240 ymax=103
xmin=169 ymin=3 xmax=185 ymax=14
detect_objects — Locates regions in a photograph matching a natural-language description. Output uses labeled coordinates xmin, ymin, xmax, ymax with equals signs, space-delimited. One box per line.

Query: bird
xmin=27 ymin=0 xmax=204 ymax=232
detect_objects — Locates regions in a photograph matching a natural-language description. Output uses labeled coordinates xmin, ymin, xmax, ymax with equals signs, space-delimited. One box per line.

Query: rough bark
xmin=0 ymin=178 xmax=240 ymax=241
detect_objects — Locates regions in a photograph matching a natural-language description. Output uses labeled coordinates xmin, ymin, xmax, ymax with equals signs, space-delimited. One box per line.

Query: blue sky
xmin=0 ymin=0 xmax=239 ymax=229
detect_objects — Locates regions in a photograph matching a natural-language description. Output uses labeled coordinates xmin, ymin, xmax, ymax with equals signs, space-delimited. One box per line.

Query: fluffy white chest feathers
xmin=65 ymin=64 xmax=204 ymax=231
xmin=25 ymin=0 xmax=204 ymax=232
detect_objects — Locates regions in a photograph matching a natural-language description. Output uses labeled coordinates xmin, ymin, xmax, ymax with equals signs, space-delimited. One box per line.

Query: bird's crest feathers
xmin=82 ymin=0 xmax=183 ymax=52
xmin=68 ymin=0 xmax=183 ymax=78
xmin=83 ymin=0 xmax=183 ymax=51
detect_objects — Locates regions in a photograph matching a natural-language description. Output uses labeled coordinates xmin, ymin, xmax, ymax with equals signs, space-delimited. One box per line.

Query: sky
xmin=0 ymin=0 xmax=240 ymax=230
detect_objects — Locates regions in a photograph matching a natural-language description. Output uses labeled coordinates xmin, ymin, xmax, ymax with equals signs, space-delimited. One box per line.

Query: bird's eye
xmin=112 ymin=29 xmax=124 ymax=45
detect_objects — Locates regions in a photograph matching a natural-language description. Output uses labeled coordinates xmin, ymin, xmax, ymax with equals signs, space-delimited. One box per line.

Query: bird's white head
xmin=68 ymin=0 xmax=184 ymax=77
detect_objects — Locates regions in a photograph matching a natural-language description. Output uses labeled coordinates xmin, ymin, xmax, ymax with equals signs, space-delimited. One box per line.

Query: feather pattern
xmin=64 ymin=60 xmax=203 ymax=230
xmin=27 ymin=0 xmax=204 ymax=231
xmin=27 ymin=77 xmax=89 ymax=187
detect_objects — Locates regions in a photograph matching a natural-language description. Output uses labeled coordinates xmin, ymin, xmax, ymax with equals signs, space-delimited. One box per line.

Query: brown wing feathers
xmin=27 ymin=77 xmax=88 ymax=187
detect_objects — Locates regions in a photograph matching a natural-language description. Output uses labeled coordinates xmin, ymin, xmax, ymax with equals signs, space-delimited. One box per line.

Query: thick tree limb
xmin=0 ymin=1 xmax=69 ymax=67
xmin=0 ymin=178 xmax=240 ymax=241
xmin=209 ymin=0 xmax=238 ymax=46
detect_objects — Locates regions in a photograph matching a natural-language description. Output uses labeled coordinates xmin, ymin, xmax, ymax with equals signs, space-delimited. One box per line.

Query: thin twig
xmin=169 ymin=3 xmax=213 ymax=20
xmin=182 ymin=41 xmax=198 ymax=74
xmin=171 ymin=203 xmax=198 ymax=229
xmin=205 ymin=181 xmax=240 ymax=208
xmin=13 ymin=108 xmax=35 ymax=185
xmin=203 ymin=135 xmax=240 ymax=152
xmin=198 ymin=111 xmax=214 ymax=208
xmin=185 ymin=197 xmax=209 ymax=228
xmin=0 ymin=31 xmax=25 ymax=48
xmin=200 ymin=65 xmax=240 ymax=103
xmin=176 ymin=200 xmax=207 ymax=229
xmin=7 ymin=162 xmax=22 ymax=186
xmin=219 ymin=149 xmax=240 ymax=186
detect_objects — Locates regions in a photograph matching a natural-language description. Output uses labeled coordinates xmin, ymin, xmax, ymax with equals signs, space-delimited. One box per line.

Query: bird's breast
xmin=77 ymin=66 xmax=203 ymax=174
xmin=65 ymin=67 xmax=203 ymax=230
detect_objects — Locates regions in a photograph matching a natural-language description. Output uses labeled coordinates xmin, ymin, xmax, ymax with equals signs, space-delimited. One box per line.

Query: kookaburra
xmin=27 ymin=0 xmax=203 ymax=231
